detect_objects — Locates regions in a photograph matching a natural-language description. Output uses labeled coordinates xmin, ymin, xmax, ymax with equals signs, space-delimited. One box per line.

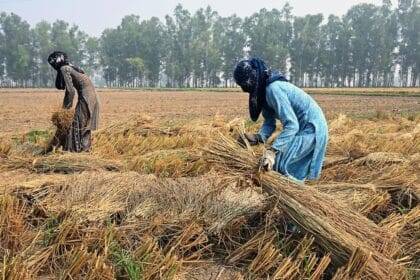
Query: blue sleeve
xmin=266 ymin=84 xmax=299 ymax=152
xmin=258 ymin=109 xmax=276 ymax=142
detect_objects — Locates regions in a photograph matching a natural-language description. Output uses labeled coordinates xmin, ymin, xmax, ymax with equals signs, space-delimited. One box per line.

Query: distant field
xmin=304 ymin=87 xmax=420 ymax=96
xmin=107 ymin=87 xmax=420 ymax=96
xmin=97 ymin=87 xmax=420 ymax=96
xmin=2 ymin=87 xmax=420 ymax=95
xmin=0 ymin=88 xmax=419 ymax=135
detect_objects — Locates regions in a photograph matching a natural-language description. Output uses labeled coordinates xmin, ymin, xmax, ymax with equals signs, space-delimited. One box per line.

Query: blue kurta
xmin=258 ymin=81 xmax=328 ymax=181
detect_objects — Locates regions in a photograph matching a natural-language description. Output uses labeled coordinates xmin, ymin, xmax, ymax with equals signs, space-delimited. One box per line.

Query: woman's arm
xmin=61 ymin=66 xmax=76 ymax=109
xmin=258 ymin=110 xmax=276 ymax=142
xmin=266 ymin=84 xmax=299 ymax=152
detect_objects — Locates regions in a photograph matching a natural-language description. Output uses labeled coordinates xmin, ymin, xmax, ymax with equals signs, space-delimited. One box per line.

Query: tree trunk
xmin=411 ymin=69 xmax=418 ymax=87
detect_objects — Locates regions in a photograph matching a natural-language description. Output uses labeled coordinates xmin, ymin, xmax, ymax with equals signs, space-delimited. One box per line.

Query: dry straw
xmin=204 ymin=133 xmax=404 ymax=279
xmin=316 ymin=182 xmax=391 ymax=215
xmin=1 ymin=153 xmax=122 ymax=174
xmin=51 ymin=109 xmax=74 ymax=133
xmin=1 ymin=114 xmax=418 ymax=279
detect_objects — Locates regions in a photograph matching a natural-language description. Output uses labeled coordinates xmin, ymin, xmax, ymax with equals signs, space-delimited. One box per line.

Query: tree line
xmin=0 ymin=0 xmax=418 ymax=88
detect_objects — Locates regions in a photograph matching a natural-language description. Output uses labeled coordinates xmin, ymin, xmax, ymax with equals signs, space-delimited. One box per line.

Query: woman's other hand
xmin=237 ymin=133 xmax=263 ymax=147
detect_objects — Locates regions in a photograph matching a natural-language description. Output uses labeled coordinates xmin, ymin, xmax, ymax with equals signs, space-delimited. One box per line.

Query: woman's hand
xmin=237 ymin=133 xmax=263 ymax=147
xmin=259 ymin=149 xmax=276 ymax=171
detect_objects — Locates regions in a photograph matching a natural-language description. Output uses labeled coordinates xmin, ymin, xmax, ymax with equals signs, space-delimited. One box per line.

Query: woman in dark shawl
xmin=234 ymin=58 xmax=328 ymax=182
xmin=46 ymin=51 xmax=100 ymax=153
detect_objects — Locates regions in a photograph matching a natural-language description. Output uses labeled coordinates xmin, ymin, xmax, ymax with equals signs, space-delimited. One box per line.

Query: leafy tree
xmin=85 ymin=37 xmax=100 ymax=75
xmin=33 ymin=21 xmax=53 ymax=86
xmin=376 ymin=0 xmax=398 ymax=86
xmin=139 ymin=17 xmax=165 ymax=86
xmin=0 ymin=2 xmax=418 ymax=87
xmin=100 ymin=28 xmax=121 ymax=87
xmin=164 ymin=5 xmax=193 ymax=87
xmin=0 ymin=13 xmax=32 ymax=86
xmin=244 ymin=8 xmax=289 ymax=73
xmin=320 ymin=15 xmax=342 ymax=86
xmin=345 ymin=4 xmax=381 ymax=86
xmin=0 ymin=13 xmax=6 ymax=84
xmin=290 ymin=14 xmax=323 ymax=86
xmin=213 ymin=15 xmax=246 ymax=87
xmin=397 ymin=0 xmax=419 ymax=86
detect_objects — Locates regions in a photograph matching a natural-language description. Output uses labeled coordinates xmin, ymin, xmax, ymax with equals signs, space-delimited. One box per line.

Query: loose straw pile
xmin=51 ymin=109 xmax=74 ymax=133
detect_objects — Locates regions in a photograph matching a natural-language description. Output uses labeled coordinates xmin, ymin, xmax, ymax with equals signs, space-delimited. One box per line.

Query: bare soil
xmin=0 ymin=88 xmax=419 ymax=135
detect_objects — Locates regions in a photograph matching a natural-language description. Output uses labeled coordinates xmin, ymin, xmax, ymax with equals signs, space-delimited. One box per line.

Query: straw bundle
xmin=8 ymin=171 xmax=264 ymax=231
xmin=0 ymin=195 xmax=34 ymax=256
xmin=204 ymin=134 xmax=403 ymax=279
xmin=380 ymin=207 xmax=420 ymax=269
xmin=321 ymin=152 xmax=418 ymax=194
xmin=94 ymin=114 xmax=163 ymax=136
xmin=127 ymin=149 xmax=207 ymax=177
xmin=327 ymin=116 xmax=419 ymax=158
xmin=1 ymin=153 xmax=122 ymax=174
xmin=352 ymin=152 xmax=407 ymax=166
xmin=331 ymin=248 xmax=370 ymax=280
xmin=31 ymin=153 xmax=122 ymax=174
xmin=14 ymin=172 xmax=156 ymax=223
xmin=228 ymin=230 xmax=333 ymax=279
xmin=316 ymin=183 xmax=391 ymax=215
xmin=92 ymin=114 xmax=240 ymax=160
xmin=51 ymin=109 xmax=74 ymax=133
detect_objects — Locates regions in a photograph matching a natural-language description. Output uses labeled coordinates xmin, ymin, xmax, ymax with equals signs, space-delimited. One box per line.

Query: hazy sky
xmin=1 ymin=0 xmax=397 ymax=36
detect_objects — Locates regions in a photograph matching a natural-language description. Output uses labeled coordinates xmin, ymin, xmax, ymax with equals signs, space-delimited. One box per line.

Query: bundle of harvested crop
xmin=51 ymin=109 xmax=74 ymax=133
xmin=204 ymin=134 xmax=406 ymax=279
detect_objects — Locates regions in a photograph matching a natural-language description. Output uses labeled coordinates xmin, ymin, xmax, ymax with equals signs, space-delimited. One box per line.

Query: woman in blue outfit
xmin=234 ymin=58 xmax=328 ymax=182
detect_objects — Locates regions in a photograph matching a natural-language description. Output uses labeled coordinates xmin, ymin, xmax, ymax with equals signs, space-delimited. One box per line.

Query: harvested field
xmin=0 ymin=88 xmax=419 ymax=279
xmin=0 ymin=88 xmax=419 ymax=135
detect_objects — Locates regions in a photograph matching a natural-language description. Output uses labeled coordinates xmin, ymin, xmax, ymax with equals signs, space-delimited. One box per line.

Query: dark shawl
xmin=48 ymin=51 xmax=85 ymax=90
xmin=234 ymin=58 xmax=288 ymax=121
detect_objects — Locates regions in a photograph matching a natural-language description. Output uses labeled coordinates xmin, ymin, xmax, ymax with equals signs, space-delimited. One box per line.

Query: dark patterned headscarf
xmin=234 ymin=58 xmax=288 ymax=121
xmin=48 ymin=51 xmax=84 ymax=90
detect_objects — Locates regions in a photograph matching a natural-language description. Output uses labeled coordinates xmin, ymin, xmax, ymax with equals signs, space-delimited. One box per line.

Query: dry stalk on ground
xmin=1 ymin=114 xmax=419 ymax=279
xmin=204 ymin=133 xmax=406 ymax=279
xmin=51 ymin=109 xmax=74 ymax=133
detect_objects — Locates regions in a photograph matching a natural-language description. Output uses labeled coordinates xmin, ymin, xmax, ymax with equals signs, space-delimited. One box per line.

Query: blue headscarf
xmin=234 ymin=58 xmax=288 ymax=121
